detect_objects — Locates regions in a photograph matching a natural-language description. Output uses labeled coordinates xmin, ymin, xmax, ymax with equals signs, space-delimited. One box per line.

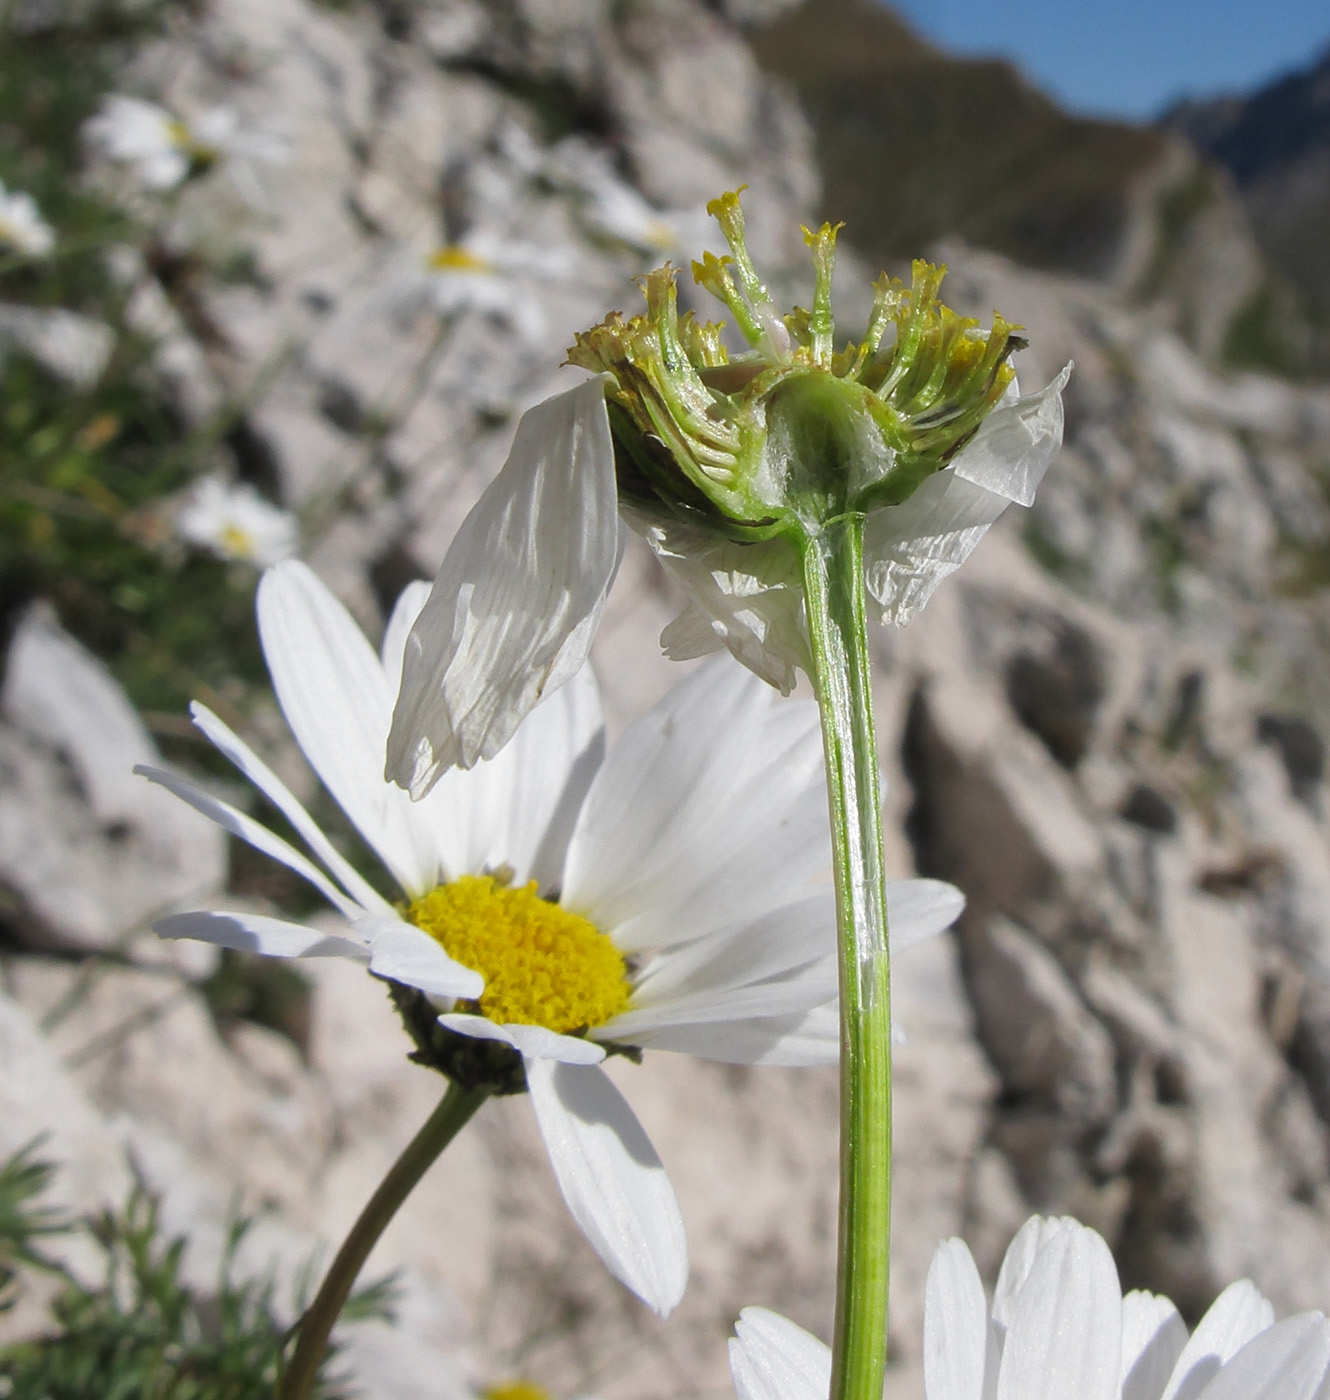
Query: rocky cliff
xmin=4 ymin=1 xmax=1330 ymax=1398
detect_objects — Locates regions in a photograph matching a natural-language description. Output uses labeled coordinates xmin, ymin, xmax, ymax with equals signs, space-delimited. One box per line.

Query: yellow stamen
xmin=428 ymin=244 xmax=493 ymax=274
xmin=407 ymin=875 xmax=631 ymax=1033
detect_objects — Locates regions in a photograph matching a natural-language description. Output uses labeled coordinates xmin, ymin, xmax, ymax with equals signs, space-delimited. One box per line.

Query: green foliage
xmin=1135 ymin=166 xmax=1216 ymax=303
xmin=0 ymin=1142 xmax=68 ymax=1312
xmin=0 ymin=2 xmax=271 ymax=719
xmin=0 ymin=1146 xmax=392 ymax=1399
xmin=1221 ymin=276 xmax=1310 ymax=378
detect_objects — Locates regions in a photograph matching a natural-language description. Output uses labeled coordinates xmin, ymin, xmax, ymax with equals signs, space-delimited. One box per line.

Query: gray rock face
xmin=0 ymin=607 xmax=225 ymax=952
xmin=8 ymin=0 xmax=1330 ymax=1396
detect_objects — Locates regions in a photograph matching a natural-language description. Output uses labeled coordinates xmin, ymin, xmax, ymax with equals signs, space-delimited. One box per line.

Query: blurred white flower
xmin=176 ymin=476 xmax=298 ymax=567
xmin=85 ymin=95 xmax=285 ymax=203
xmin=728 ymin=1215 xmax=1330 ymax=1400
xmin=0 ymin=306 xmax=113 ymax=386
xmin=578 ymin=177 xmax=710 ymax=258
xmin=500 ymin=127 xmax=710 ymax=257
xmin=139 ymin=560 xmax=963 ymax=1316
xmin=0 ymin=180 xmax=54 ymax=256
xmin=392 ymin=234 xmax=573 ymax=343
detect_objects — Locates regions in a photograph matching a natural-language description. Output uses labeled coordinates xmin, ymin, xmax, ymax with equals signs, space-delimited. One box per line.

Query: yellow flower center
xmin=407 ymin=875 xmax=631 ymax=1033
xmin=486 ymin=1384 xmax=552 ymax=1400
xmin=219 ymin=523 xmax=257 ymax=559
xmin=428 ymin=244 xmax=493 ymax=274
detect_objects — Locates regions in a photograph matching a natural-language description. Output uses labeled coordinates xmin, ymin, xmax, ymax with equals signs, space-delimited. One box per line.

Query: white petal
xmin=613 ymin=1005 xmax=839 ymax=1067
xmin=925 ymin=1238 xmax=995 ymax=1400
xmin=600 ymin=971 xmax=837 ymax=1040
xmin=381 ymin=579 xmax=433 ymax=683
xmin=950 ymin=364 xmax=1071 ymax=508
xmin=135 ymin=763 xmax=361 ymax=919
xmin=525 ymin=1057 xmax=687 ymax=1315
xmin=429 ymin=664 xmax=605 ymax=891
xmin=1196 ymin=1314 xmax=1330 ymax=1400
xmin=155 ymin=910 xmax=370 ymax=961
xmin=629 ymin=894 xmax=836 ymax=1005
xmin=386 ymin=378 xmax=619 ymax=793
xmin=888 ymin=878 xmax=966 ymax=950
xmin=562 ymin=657 xmax=827 ymax=953
xmin=631 ymin=510 xmax=810 ymax=694
xmin=1121 ymin=1292 xmax=1188 ymax=1400
xmin=992 ymin=1216 xmax=1072 ymax=1328
xmin=1160 ymin=1280 xmax=1275 ymax=1400
xmin=257 ymin=562 xmax=440 ymax=895
xmin=436 ymin=1013 xmax=605 ymax=1065
xmin=995 ymin=1219 xmax=1121 ymax=1400
xmin=189 ymin=702 xmax=394 ymax=917
xmin=361 ymin=919 xmax=484 ymax=999
xmin=729 ymin=1307 xmax=831 ymax=1400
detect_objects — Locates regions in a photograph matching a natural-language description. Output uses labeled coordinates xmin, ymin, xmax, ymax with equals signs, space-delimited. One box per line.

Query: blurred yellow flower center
xmin=429 ymin=244 xmax=492 ymax=274
xmin=219 ymin=524 xmax=256 ymax=559
xmin=485 ymin=1384 xmax=552 ymax=1400
xmin=407 ymin=874 xmax=631 ymax=1033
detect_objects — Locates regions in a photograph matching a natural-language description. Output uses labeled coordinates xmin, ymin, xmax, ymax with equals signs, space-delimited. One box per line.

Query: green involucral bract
xmin=567 ymin=188 xmax=1026 ymax=540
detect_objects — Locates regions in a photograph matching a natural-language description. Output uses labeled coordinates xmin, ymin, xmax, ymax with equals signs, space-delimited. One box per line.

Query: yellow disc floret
xmin=485 ymin=1383 xmax=553 ymax=1400
xmin=407 ymin=875 xmax=631 ymax=1033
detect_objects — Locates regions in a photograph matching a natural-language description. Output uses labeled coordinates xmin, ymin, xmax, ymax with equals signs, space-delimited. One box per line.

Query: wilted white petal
xmin=1160 ymin=1279 xmax=1275 ymax=1400
xmin=436 ymin=1013 xmax=605 ymax=1065
xmin=525 ymin=1058 xmax=687 ymax=1315
xmin=633 ymin=511 xmax=810 ymax=694
xmin=925 ymin=1238 xmax=995 ymax=1400
xmin=729 ymin=1307 xmax=831 ymax=1400
xmin=362 ymin=919 xmax=483 ymax=999
xmin=1195 ymin=1314 xmax=1330 ymax=1400
xmin=1121 ymin=1291 xmax=1188 ymax=1400
xmin=950 ymin=365 xmax=1072 ymax=508
xmin=258 ymin=562 xmax=440 ymax=895
xmin=995 ymin=1219 xmax=1121 ymax=1400
xmin=863 ymin=365 xmax=1070 ymax=626
xmin=386 ymin=378 xmax=618 ymax=794
xmin=155 ymin=910 xmax=369 ymax=961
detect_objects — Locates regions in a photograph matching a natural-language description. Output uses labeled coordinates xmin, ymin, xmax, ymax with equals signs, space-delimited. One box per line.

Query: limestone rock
xmin=0 ymin=608 xmax=225 ymax=952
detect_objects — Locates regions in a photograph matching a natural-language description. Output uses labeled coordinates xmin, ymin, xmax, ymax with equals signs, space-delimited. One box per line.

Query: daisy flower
xmin=85 ymin=95 xmax=285 ymax=201
xmin=0 ymin=180 xmax=54 ymax=257
xmin=396 ymin=234 xmax=574 ymax=344
xmin=727 ymin=1215 xmax=1330 ymax=1400
xmin=137 ymin=560 xmax=964 ymax=1315
xmin=176 ymin=475 xmax=299 ymax=567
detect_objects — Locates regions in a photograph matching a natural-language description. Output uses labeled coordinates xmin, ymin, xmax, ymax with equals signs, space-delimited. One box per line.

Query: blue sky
xmin=886 ymin=0 xmax=1330 ymax=120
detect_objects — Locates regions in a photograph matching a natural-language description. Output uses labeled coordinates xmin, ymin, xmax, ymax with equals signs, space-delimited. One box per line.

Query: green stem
xmin=277 ymin=1080 xmax=489 ymax=1400
xmin=800 ymin=514 xmax=892 ymax=1400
